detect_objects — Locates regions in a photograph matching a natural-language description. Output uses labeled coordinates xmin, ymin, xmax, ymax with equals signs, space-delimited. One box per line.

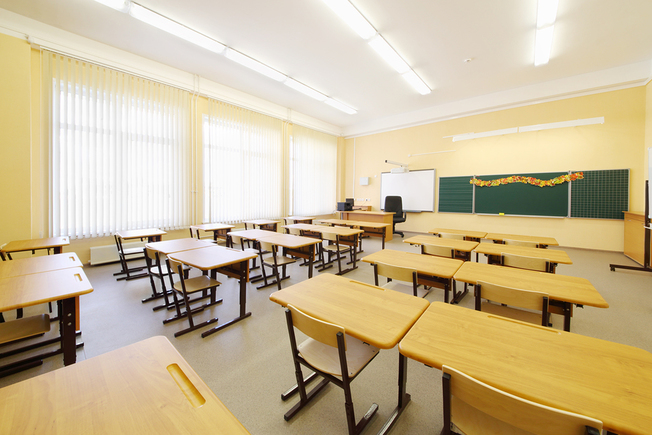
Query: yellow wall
xmin=345 ymin=88 xmax=648 ymax=251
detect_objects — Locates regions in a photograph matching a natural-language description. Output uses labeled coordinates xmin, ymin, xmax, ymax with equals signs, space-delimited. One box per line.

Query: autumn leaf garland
xmin=470 ymin=172 xmax=584 ymax=188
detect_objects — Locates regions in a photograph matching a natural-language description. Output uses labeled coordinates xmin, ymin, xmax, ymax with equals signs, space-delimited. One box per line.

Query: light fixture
xmin=284 ymin=78 xmax=328 ymax=102
xmin=325 ymin=98 xmax=357 ymax=114
xmin=224 ymin=48 xmax=286 ymax=81
xmin=321 ymin=0 xmax=376 ymax=39
xmin=94 ymin=0 xmax=130 ymax=12
xmin=368 ymin=35 xmax=410 ymax=74
xmin=534 ymin=0 xmax=558 ymax=66
xmin=401 ymin=70 xmax=431 ymax=95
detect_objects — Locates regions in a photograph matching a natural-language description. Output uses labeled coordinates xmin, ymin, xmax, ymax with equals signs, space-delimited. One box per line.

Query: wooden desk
xmin=361 ymin=249 xmax=464 ymax=303
xmin=283 ymin=216 xmax=315 ymax=224
xmin=0 ymin=253 xmax=82 ymax=278
xmin=484 ymin=232 xmax=559 ymax=248
xmin=428 ymin=228 xmax=487 ymax=241
xmin=399 ymin=302 xmax=652 ymax=435
xmin=116 ymin=228 xmax=166 ymax=242
xmin=1 ymin=236 xmax=70 ymax=259
xmin=169 ymin=246 xmax=257 ymax=338
xmin=145 ymin=238 xmax=216 ymax=256
xmin=270 ymin=274 xmax=430 ymax=435
xmin=403 ymin=235 xmax=479 ymax=261
xmin=623 ymin=212 xmax=652 ymax=265
xmin=114 ymin=229 xmax=167 ymax=281
xmin=190 ymin=223 xmax=234 ymax=242
xmin=453 ymin=261 xmax=609 ymax=331
xmin=0 ymin=268 xmax=93 ymax=369
xmin=319 ymin=218 xmax=392 ymax=249
xmin=339 ymin=210 xmax=394 ymax=242
xmin=0 ymin=336 xmax=251 ymax=434
xmin=473 ymin=243 xmax=572 ymax=272
xmin=243 ymin=219 xmax=279 ymax=231
xmin=258 ymin=233 xmax=322 ymax=279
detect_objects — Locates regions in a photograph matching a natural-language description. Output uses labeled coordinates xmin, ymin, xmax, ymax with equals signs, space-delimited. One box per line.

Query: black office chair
xmin=384 ymin=196 xmax=406 ymax=237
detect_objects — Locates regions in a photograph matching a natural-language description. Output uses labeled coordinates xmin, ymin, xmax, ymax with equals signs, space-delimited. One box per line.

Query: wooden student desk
xmin=1 ymin=236 xmax=70 ymax=260
xmin=453 ymin=262 xmax=609 ymax=331
xmin=428 ymin=228 xmax=487 ymax=241
xmin=339 ymin=210 xmax=395 ymax=242
xmin=168 ymin=246 xmax=257 ymax=338
xmin=0 ymin=268 xmax=93 ymax=370
xmin=269 ymin=273 xmax=430 ymax=435
xmin=361 ymin=249 xmax=465 ymax=303
xmin=473 ymin=243 xmax=572 ymax=272
xmin=399 ymin=302 xmax=652 ymax=435
xmin=0 ymin=252 xmax=82 ymax=278
xmin=189 ymin=223 xmax=234 ymax=242
xmin=0 ymin=336 xmax=251 ymax=434
xmin=403 ymin=235 xmax=479 ymax=261
xmin=484 ymin=232 xmax=559 ymax=248
xmin=114 ymin=228 xmax=167 ymax=281
xmin=319 ymin=218 xmax=392 ymax=249
xmin=243 ymin=219 xmax=279 ymax=231
xmin=283 ymin=216 xmax=315 ymax=224
xmin=258 ymin=232 xmax=323 ymax=278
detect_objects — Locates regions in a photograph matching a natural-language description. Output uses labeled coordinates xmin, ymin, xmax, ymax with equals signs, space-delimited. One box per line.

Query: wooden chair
xmin=282 ymin=304 xmax=380 ymax=435
xmin=441 ymin=365 xmax=602 ymax=435
xmin=475 ymin=281 xmax=551 ymax=327
xmin=228 ymin=232 xmax=261 ymax=279
xmin=501 ymin=253 xmax=550 ymax=272
xmin=421 ymin=243 xmax=454 ymax=258
xmin=113 ymin=234 xmax=146 ymax=280
xmin=256 ymin=240 xmax=296 ymax=290
xmin=373 ymin=262 xmax=428 ymax=297
xmin=189 ymin=227 xmax=227 ymax=246
xmin=321 ymin=231 xmax=352 ymax=275
xmin=165 ymin=258 xmax=221 ymax=337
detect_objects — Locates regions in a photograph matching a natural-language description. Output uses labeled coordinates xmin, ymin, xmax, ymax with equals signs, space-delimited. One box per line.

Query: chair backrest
xmin=442 ymin=365 xmax=602 ymax=435
xmin=258 ymin=240 xmax=277 ymax=254
xmin=374 ymin=262 xmax=416 ymax=283
xmin=287 ymin=304 xmax=345 ymax=350
xmin=321 ymin=231 xmax=338 ymax=242
xmin=504 ymin=239 xmax=538 ymax=248
xmin=167 ymin=257 xmax=185 ymax=276
xmin=288 ymin=227 xmax=301 ymax=236
xmin=501 ymin=253 xmax=549 ymax=272
xmin=145 ymin=247 xmax=158 ymax=261
xmin=439 ymin=232 xmax=465 ymax=240
xmin=384 ymin=196 xmax=403 ymax=213
xmin=421 ymin=244 xmax=454 ymax=258
xmin=476 ymin=281 xmax=547 ymax=312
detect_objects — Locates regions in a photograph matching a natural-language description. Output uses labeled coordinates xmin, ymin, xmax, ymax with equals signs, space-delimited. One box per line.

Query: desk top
xmin=190 ymin=223 xmax=235 ymax=232
xmin=362 ymin=249 xmax=463 ymax=279
xmin=169 ymin=246 xmax=257 ymax=272
xmin=484 ymin=233 xmax=559 ymax=247
xmin=0 ymin=253 xmax=82 ymax=279
xmin=228 ymin=229 xmax=277 ymax=240
xmin=319 ymin=219 xmax=392 ymax=229
xmin=403 ymin=235 xmax=479 ymax=252
xmin=269 ymin=274 xmax=429 ymax=349
xmin=146 ymin=238 xmax=215 ymax=255
xmin=0 ymin=336 xmax=250 ymax=434
xmin=399 ymin=302 xmax=652 ymax=435
xmin=341 ymin=210 xmax=394 ymax=216
xmin=259 ymin=233 xmax=322 ymax=249
xmin=473 ymin=243 xmax=572 ymax=264
xmin=116 ymin=228 xmax=167 ymax=240
xmin=244 ymin=219 xmax=279 ymax=225
xmin=283 ymin=224 xmax=364 ymax=237
xmin=1 ymin=236 xmax=70 ymax=253
xmin=428 ymin=228 xmax=487 ymax=239
xmin=283 ymin=216 xmax=315 ymax=222
xmin=454 ymin=262 xmax=608 ymax=308
xmin=0 ymin=267 xmax=93 ymax=311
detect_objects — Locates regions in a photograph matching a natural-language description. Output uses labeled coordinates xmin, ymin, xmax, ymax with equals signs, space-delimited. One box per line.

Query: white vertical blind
xmin=204 ymin=100 xmax=284 ymax=223
xmin=44 ymin=52 xmax=191 ymax=238
xmin=290 ymin=125 xmax=337 ymax=216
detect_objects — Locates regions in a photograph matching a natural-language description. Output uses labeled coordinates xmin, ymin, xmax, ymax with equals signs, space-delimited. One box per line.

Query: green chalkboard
xmin=474 ymin=172 xmax=569 ymax=217
xmin=570 ymin=169 xmax=629 ymax=219
xmin=438 ymin=176 xmax=473 ymax=213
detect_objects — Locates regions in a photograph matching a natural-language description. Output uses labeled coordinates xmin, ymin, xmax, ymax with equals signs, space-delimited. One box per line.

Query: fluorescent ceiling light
xmin=537 ymin=0 xmax=559 ymax=28
xmin=94 ymin=0 xmax=131 ymax=13
xmin=401 ymin=70 xmax=431 ymax=95
xmin=325 ymin=98 xmax=357 ymax=114
xmin=129 ymin=3 xmax=225 ymax=54
xmin=368 ymin=35 xmax=409 ymax=74
xmin=534 ymin=25 xmax=554 ymax=66
xmin=284 ymin=78 xmax=327 ymax=101
xmin=225 ymin=48 xmax=286 ymax=81
xmin=321 ymin=0 xmax=376 ymax=40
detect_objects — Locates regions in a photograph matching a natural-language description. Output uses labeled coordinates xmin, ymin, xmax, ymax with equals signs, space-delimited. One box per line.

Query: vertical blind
xmin=290 ymin=125 xmax=337 ymax=216
xmin=203 ymin=100 xmax=285 ymax=223
xmin=44 ymin=52 xmax=191 ymax=239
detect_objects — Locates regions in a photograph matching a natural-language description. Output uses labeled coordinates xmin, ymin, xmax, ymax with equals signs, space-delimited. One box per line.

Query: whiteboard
xmin=380 ymin=169 xmax=436 ymax=212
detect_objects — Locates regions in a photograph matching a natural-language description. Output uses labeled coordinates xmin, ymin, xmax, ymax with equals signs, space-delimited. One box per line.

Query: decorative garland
xmin=471 ymin=172 xmax=584 ymax=188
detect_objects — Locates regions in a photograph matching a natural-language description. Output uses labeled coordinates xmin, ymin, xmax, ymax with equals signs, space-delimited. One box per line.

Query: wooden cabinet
xmin=623 ymin=212 xmax=652 ymax=265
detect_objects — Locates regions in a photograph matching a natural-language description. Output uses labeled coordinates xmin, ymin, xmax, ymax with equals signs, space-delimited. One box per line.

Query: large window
xmin=203 ymin=100 xmax=285 ymax=223
xmin=44 ymin=52 xmax=191 ymax=238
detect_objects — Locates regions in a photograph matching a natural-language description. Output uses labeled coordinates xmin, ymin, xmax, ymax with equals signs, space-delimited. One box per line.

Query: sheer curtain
xmin=203 ymin=100 xmax=285 ymax=223
xmin=43 ymin=51 xmax=191 ymax=239
xmin=290 ymin=125 xmax=337 ymax=216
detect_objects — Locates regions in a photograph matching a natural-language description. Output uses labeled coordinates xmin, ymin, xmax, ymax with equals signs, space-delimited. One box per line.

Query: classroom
xmin=1 ymin=1 xmax=652 ymax=434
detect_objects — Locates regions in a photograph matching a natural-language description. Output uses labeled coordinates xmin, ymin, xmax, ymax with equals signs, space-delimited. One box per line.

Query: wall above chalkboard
xmin=438 ymin=169 xmax=629 ymax=219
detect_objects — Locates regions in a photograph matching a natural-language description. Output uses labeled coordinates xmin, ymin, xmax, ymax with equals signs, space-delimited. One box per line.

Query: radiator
xmin=89 ymin=241 xmax=147 ymax=266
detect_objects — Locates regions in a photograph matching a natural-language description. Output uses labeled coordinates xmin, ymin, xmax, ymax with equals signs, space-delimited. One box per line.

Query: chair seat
xmin=323 ymin=245 xmax=349 ymax=253
xmin=122 ymin=247 xmax=144 ymax=256
xmin=298 ymin=335 xmax=379 ymax=377
xmin=173 ymin=275 xmax=220 ymax=294
xmin=263 ymin=255 xmax=296 ymax=267
xmin=481 ymin=301 xmax=543 ymax=325
xmin=382 ymin=281 xmax=429 ymax=298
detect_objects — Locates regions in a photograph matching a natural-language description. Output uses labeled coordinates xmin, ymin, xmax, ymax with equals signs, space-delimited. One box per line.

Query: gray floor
xmin=1 ymin=232 xmax=651 ymax=434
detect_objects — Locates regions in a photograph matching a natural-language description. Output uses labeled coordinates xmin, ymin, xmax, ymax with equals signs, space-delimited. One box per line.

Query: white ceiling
xmin=2 ymin=0 xmax=652 ymax=137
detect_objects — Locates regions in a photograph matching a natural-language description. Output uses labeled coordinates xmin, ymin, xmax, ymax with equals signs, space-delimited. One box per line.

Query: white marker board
xmin=380 ymin=169 xmax=436 ymax=212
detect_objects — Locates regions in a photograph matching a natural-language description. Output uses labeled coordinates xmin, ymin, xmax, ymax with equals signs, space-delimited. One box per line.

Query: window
xmin=44 ymin=52 xmax=191 ymax=238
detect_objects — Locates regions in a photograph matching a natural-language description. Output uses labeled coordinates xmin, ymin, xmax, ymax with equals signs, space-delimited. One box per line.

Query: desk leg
xmin=377 ymin=353 xmax=411 ymax=435
xmin=308 ymin=245 xmax=314 ymax=279
xmin=60 ymin=297 xmax=78 ymax=365
xmin=202 ymin=261 xmax=252 ymax=338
